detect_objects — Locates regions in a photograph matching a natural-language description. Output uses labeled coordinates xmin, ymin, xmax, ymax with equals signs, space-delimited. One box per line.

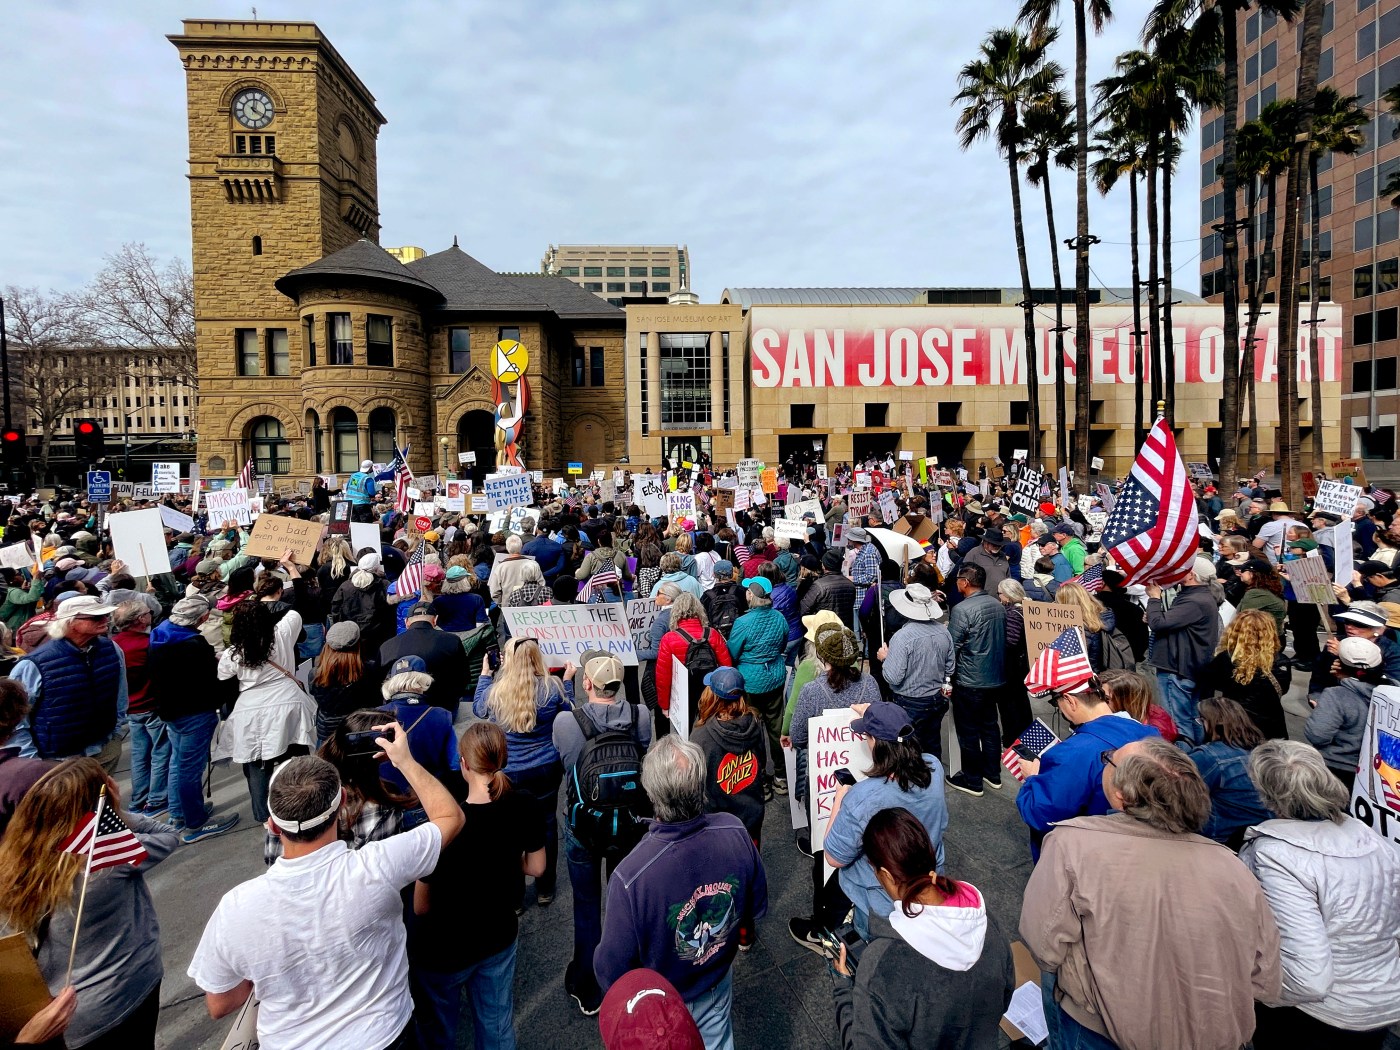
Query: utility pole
xmin=0 ymin=295 xmax=11 ymax=430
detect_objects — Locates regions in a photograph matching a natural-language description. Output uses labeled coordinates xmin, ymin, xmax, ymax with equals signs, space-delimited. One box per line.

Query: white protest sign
xmin=1334 ymin=520 xmax=1354 ymax=586
xmin=1091 ymin=456 xmax=1105 ymax=471
xmin=669 ymin=655 xmax=689 ymax=741
xmin=188 ymin=463 xmax=201 ymax=513
xmin=846 ymin=489 xmax=872 ymax=519
xmin=132 ymin=484 xmax=157 ymax=500
xmin=898 ymin=450 xmax=914 ymax=461
xmin=807 ymin=707 xmax=872 ymax=883
xmin=530 ymin=470 xmax=544 ymax=484
xmin=737 ymin=459 xmax=761 ymax=486
xmin=626 ymin=596 xmax=661 ymax=652
xmin=668 ymin=490 xmax=697 ymax=520
xmin=158 ymin=505 xmax=195 ymax=533
xmin=204 ymin=487 xmax=252 ymax=527
xmin=783 ymin=747 xmax=808 ymax=830
xmin=878 ymin=490 xmax=899 ymax=525
xmin=471 ymin=495 xmax=490 ymax=513
xmin=598 ymin=478 xmax=616 ymax=504
xmin=407 ymin=486 xmax=422 ymax=501
xmin=0 ymin=543 xmax=38 ymax=571
xmin=733 ymin=488 xmax=752 ymax=512
xmin=458 ymin=450 xmax=476 ymax=464
xmin=414 ymin=501 xmax=436 ymax=519
xmin=637 ymin=474 xmax=669 ymax=519
xmin=483 ymin=471 xmax=534 ymax=511
xmin=108 ymin=508 xmax=169 ymax=578
xmin=816 ymin=464 xmax=828 ymax=480
xmin=501 ymin=603 xmax=637 ymax=667
xmin=1350 ymin=683 xmax=1400 ymax=852
xmin=248 ymin=496 xmax=265 ymax=519
xmin=784 ymin=498 xmax=823 ymax=521
xmin=1058 ymin=467 xmax=1072 ymax=507
xmin=152 ymin=462 xmax=181 ymax=494
xmin=349 ymin=522 xmax=380 ymax=558
xmin=1314 ymin=480 xmax=1364 ymax=519
xmin=443 ymin=480 xmax=469 ymax=512
xmin=774 ymin=519 xmax=807 ymax=543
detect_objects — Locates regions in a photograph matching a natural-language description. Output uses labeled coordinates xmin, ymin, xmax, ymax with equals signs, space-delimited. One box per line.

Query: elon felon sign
xmin=747 ymin=305 xmax=1342 ymax=388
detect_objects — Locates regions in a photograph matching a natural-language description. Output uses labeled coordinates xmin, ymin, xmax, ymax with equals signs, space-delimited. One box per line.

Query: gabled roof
xmin=406 ymin=245 xmax=550 ymax=312
xmin=506 ymin=273 xmax=626 ymax=321
xmin=275 ymin=238 xmax=443 ymax=301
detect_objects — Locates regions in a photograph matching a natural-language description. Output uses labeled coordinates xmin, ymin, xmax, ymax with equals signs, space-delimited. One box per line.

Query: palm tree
xmin=1148 ymin=0 xmax=1303 ymax=488
xmin=1022 ymin=88 xmax=1077 ymax=467
xmin=955 ymin=27 xmax=1063 ymax=463
xmin=1092 ymin=123 xmax=1147 ymax=443
xmin=1305 ymin=88 xmax=1367 ymax=468
xmin=1020 ymin=0 xmax=1114 ymax=484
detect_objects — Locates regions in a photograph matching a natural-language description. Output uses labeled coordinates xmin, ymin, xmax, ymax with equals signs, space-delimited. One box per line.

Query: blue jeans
xmin=411 ymin=941 xmax=518 ymax=1050
xmin=564 ymin=827 xmax=606 ymax=995
xmin=1042 ymin=973 xmax=1119 ymax=1049
xmin=165 ymin=711 xmax=218 ymax=829
xmin=128 ymin=712 xmax=170 ymax=811
xmin=296 ymin=622 xmax=326 ymax=665
xmin=686 ymin=970 xmax=735 ymax=1050
xmin=894 ymin=693 xmax=949 ymax=764
xmin=1155 ymin=671 xmax=1203 ymax=745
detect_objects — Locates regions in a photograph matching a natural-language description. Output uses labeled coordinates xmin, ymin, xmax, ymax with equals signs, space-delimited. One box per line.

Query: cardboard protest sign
xmin=713 ymin=487 xmax=734 ymax=513
xmin=626 ymin=596 xmax=661 ymax=652
xmin=1349 ymin=684 xmax=1400 ymax=852
xmin=807 ymin=707 xmax=873 ymax=883
xmin=784 ymin=498 xmax=823 ymax=521
xmin=349 ymin=522 xmax=380 ymax=558
xmin=775 ymin=519 xmax=806 ymax=543
xmin=1284 ymin=556 xmax=1335 ymax=605
xmin=1021 ymin=601 xmax=1085 ymax=657
xmin=759 ymin=468 xmax=779 ymax=494
xmin=152 ymin=462 xmax=181 ymax=494
xmin=108 ymin=508 xmax=169 ymax=578
xmin=158 ymin=505 xmax=195 ymax=533
xmin=483 ymin=471 xmax=533 ymax=510
xmin=245 ymin=514 xmax=323 ymax=565
xmin=205 ymin=487 xmax=252 ymax=527
xmin=501 ymin=603 xmax=637 ymax=667
xmin=1329 ymin=457 xmax=1368 ymax=486
xmin=669 ymin=656 xmax=689 ymax=742
xmin=1313 ymin=480 xmax=1364 ymax=519
xmin=1010 ymin=469 xmax=1044 ymax=515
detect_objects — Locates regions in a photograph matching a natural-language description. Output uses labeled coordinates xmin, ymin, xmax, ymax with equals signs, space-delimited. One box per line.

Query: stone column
xmin=356 ymin=424 xmax=370 ymax=463
xmin=710 ymin=331 xmax=724 ymax=436
xmin=646 ymin=330 xmax=661 ymax=431
xmin=320 ymin=426 xmax=335 ymax=475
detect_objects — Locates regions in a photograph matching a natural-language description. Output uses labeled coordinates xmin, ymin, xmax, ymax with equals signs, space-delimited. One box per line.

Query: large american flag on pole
xmin=393 ymin=447 xmax=413 ymax=515
xmin=1098 ymin=418 xmax=1199 ymax=585
xmin=238 ymin=458 xmax=256 ymax=493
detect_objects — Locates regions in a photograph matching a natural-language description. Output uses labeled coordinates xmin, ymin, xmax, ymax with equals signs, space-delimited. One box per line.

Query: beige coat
xmin=1020 ymin=814 xmax=1281 ymax=1050
xmin=487 ymin=554 xmax=544 ymax=606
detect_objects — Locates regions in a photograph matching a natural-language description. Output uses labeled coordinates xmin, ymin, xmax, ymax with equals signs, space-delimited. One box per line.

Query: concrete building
xmin=543 ymin=245 xmax=690 ymax=307
xmin=1198 ymin=2 xmax=1400 ymax=478
xmin=170 ymin=20 xmax=626 ymax=483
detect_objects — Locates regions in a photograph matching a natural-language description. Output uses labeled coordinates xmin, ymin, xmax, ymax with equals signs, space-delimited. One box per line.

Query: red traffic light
xmin=77 ymin=421 xmax=97 ymax=435
xmin=1 ymin=430 xmax=19 ymax=444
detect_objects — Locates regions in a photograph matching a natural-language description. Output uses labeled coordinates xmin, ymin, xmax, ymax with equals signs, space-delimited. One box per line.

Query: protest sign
xmin=1058 ymin=467 xmax=1072 ymax=508
xmin=470 ymin=495 xmax=489 ymax=513
xmin=1284 ymin=556 xmax=1335 ymax=605
xmin=414 ymin=516 xmax=433 ymax=534
xmin=328 ymin=500 xmax=351 ymax=535
xmin=807 ymin=707 xmax=873 ymax=882
xmin=853 ymin=472 xmax=871 ymax=490
xmin=349 ymin=522 xmax=379 ymax=558
xmin=1086 ymin=510 xmax=1108 ymax=536
xmin=784 ymin=498 xmax=823 ymax=521
xmin=132 ymin=484 xmax=157 ymax=500
xmin=1314 ymin=480 xmax=1364 ymax=519
xmin=1349 ymin=684 xmax=1400 ymax=852
xmin=530 ymin=470 xmax=544 ymax=484
xmin=1187 ymin=462 xmax=1213 ymax=480
xmin=411 ymin=502 xmax=433 ymax=520
xmin=733 ymin=488 xmax=752 ymax=512
xmin=1334 ymin=520 xmax=1354 ymax=585
xmin=152 ymin=462 xmax=181 ymax=494
xmin=759 ymin=468 xmax=779 ymax=494
xmin=598 ymin=477 xmax=616 ymax=504
xmin=248 ymin=496 xmax=265 ymax=519
xmin=1010 ymin=468 xmax=1044 ymax=515
xmin=931 ymin=468 xmax=954 ymax=488
xmin=636 ymin=473 xmax=668 ymax=519
xmin=483 ymin=471 xmax=534 ymax=510
xmin=713 ymin=487 xmax=734 ymax=513
xmin=407 ymin=487 xmax=422 ymax=501
xmin=501 ymin=603 xmax=636 ymax=667
xmin=204 ymin=487 xmax=252 ymax=527
xmin=458 ymin=450 xmax=477 ymax=464
xmin=108 ymin=508 xmax=169 ymax=578
xmin=846 ymin=489 xmax=872 ymax=520
xmin=1329 ymin=457 xmax=1368 ymax=486
xmin=737 ymin=459 xmax=761 ymax=486
xmin=775 ymin=519 xmax=806 ymax=543
xmin=878 ymin=490 xmax=899 ymax=524
xmin=295 ymin=480 xmax=312 ymax=495
xmin=669 ymin=656 xmax=690 ymax=742
xmin=1302 ymin=471 xmax=1319 ymax=500
xmin=0 ymin=544 xmax=39 ymax=571
xmin=668 ymin=490 xmax=697 ymax=520
xmin=158 ymin=505 xmax=195 ymax=533
xmin=1091 ymin=456 xmax=1104 ymax=471
xmin=783 ymin=747 xmax=808 ymax=830
xmin=111 ymin=482 xmax=135 ymax=500
xmin=897 ymin=450 xmax=914 ymax=461
xmin=816 ymin=464 xmax=828 ymax=480
xmin=1076 ymin=495 xmax=1096 ymax=515
xmin=1095 ymin=482 xmax=1116 ymax=513
xmin=441 ymin=480 xmax=467 ymax=512
xmin=188 ymin=463 xmax=201 ymax=512
xmin=625 ymin=596 xmax=661 ymax=652
xmin=245 ymin=514 xmax=322 ymax=565
xmin=1021 ymin=601 xmax=1085 ymax=657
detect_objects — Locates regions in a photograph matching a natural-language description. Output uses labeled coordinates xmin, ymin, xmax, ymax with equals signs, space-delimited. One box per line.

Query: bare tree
xmin=72 ymin=243 xmax=196 ymax=388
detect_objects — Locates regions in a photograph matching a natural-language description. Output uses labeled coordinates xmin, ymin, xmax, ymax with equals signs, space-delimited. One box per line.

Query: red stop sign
xmin=414 ymin=516 xmax=432 ymax=534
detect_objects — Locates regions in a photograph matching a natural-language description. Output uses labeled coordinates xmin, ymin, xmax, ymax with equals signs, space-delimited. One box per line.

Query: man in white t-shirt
xmin=189 ymin=723 xmax=465 ymax=1050
xmin=1252 ymin=500 xmax=1304 ymax=564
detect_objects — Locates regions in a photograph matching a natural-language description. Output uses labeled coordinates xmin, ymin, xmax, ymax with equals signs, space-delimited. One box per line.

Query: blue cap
xmin=390 ymin=655 xmax=428 ymax=677
xmin=741 ymin=575 xmax=772 ymax=595
xmin=849 ymin=700 xmax=916 ymax=743
xmin=714 ymin=560 xmax=735 ymax=576
xmin=703 ymin=667 xmax=745 ymax=701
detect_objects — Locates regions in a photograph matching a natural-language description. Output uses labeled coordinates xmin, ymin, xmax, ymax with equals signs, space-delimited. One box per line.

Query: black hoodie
xmin=688 ymin=712 xmax=767 ymax=842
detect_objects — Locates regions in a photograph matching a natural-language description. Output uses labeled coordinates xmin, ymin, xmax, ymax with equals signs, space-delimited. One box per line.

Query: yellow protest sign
xmin=760 ymin=468 xmax=779 ymax=494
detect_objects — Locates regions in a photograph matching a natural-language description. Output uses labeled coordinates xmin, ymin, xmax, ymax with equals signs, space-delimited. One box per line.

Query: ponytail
xmin=458 ymin=722 xmax=511 ymax=800
xmin=488 ymin=769 xmax=511 ymax=801
xmin=895 ymin=871 xmax=960 ymax=917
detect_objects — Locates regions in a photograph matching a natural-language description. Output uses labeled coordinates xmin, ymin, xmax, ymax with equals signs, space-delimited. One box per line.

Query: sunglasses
xmin=1099 ymin=749 xmax=1118 ymax=769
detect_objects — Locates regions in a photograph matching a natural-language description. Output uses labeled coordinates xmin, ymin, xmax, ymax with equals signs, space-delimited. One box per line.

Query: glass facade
xmin=659 ymin=333 xmax=711 ymax=427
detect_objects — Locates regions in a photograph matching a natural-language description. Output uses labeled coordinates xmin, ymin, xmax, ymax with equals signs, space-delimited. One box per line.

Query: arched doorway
xmin=457 ymin=409 xmax=497 ymax=486
xmin=569 ymin=418 xmax=608 ymax=471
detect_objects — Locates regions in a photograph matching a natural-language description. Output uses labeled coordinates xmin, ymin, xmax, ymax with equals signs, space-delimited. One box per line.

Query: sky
xmin=0 ymin=0 xmax=1199 ymax=303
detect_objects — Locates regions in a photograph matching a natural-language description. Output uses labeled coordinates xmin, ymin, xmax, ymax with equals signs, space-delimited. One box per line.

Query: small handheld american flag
xmin=398 ymin=538 xmax=427 ymax=599
xmin=1253 ymin=469 xmax=1267 ymax=482
xmin=61 ymin=798 xmax=147 ymax=872
xmin=1370 ymin=486 xmax=1392 ymax=505
xmin=1000 ymin=719 xmax=1060 ymax=783
xmin=1072 ymin=563 xmax=1105 ymax=594
xmin=1024 ymin=627 xmax=1094 ymax=696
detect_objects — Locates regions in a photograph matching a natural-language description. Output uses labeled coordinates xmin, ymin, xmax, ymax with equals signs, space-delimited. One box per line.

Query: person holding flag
xmin=0 ymin=757 xmax=178 ymax=1048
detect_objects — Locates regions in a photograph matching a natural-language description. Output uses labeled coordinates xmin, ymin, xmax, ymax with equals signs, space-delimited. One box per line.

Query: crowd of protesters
xmin=0 ymin=452 xmax=1395 ymax=1050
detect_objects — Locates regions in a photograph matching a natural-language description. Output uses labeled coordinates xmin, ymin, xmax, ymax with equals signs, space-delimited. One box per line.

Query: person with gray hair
xmin=1021 ymin=736 xmax=1281 ymax=1050
xmin=1145 ymin=556 xmax=1223 ymax=744
xmin=488 ymin=533 xmax=544 ymax=609
xmin=1241 ymin=740 xmax=1400 ymax=1047
xmin=596 ymin=735 xmax=767 ymax=1048
xmin=189 ymin=726 xmax=464 ymax=1049
xmin=650 ymin=550 xmax=704 ymax=601
xmin=638 ymin=581 xmax=681 ymax=722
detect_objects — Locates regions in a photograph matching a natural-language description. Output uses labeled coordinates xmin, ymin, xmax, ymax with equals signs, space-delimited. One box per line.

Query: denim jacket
xmin=1177 ymin=739 xmax=1272 ymax=844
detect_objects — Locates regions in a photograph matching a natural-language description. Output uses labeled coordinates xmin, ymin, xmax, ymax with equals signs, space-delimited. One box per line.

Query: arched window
xmin=249 ymin=417 xmax=289 ymax=475
xmin=306 ymin=409 xmax=322 ymax=475
xmin=331 ymin=407 xmax=359 ymax=474
xmin=369 ymin=407 xmax=396 ymax=463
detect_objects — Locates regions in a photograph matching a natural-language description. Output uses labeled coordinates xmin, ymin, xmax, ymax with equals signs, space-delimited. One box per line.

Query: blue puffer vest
xmin=21 ymin=637 xmax=122 ymax=758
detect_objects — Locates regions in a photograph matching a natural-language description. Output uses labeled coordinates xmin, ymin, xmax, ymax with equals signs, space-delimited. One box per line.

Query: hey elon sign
xmin=747 ymin=304 xmax=1342 ymax=388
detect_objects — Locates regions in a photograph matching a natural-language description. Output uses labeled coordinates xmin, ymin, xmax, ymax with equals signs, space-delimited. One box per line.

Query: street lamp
xmin=439 ymin=435 xmax=448 ymax=477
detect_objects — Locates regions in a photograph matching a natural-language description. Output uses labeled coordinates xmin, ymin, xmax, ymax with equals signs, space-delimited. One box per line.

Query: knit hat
xmin=815 ymin=624 xmax=858 ymax=668
xmin=168 ymin=595 xmax=210 ymax=627
xmin=598 ymin=968 xmax=704 ymax=1050
xmin=325 ymin=620 xmax=361 ymax=650
xmin=821 ymin=548 xmax=844 ymax=572
xmin=1038 ymin=502 xmax=1056 ymax=516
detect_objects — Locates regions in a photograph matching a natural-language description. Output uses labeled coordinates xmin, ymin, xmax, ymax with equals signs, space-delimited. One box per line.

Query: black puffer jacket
xmin=799 ymin=572 xmax=856 ymax=625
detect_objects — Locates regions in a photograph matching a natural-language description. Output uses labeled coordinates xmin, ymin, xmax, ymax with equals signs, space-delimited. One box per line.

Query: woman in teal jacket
xmin=726 ymin=577 xmax=791 ymax=796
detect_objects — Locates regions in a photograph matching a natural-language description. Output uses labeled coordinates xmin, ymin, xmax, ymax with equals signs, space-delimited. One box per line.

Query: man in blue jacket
xmin=1014 ymin=658 xmax=1159 ymax=861
xmin=522 ymin=517 xmax=567 ymax=583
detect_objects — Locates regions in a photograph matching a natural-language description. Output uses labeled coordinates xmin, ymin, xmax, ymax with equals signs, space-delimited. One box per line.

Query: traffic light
xmin=73 ymin=419 xmax=104 ymax=463
xmin=1 ymin=427 xmax=24 ymax=467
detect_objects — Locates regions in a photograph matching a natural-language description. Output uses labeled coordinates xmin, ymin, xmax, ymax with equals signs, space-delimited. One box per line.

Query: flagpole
xmin=1157 ymin=400 xmax=1166 ymax=423
xmin=66 ymin=785 xmax=106 ymax=985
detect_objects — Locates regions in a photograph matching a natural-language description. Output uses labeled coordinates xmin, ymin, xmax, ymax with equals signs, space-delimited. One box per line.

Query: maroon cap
xmin=599 ymin=969 xmax=704 ymax=1050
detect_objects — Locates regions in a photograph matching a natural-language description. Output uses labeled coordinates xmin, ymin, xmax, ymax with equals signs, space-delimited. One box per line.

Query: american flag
xmin=1072 ymin=563 xmax=1105 ymax=594
xmin=1371 ymin=486 xmax=1392 ymax=505
xmin=1254 ymin=469 xmax=1267 ymax=482
xmin=1098 ymin=418 xmax=1199 ymax=585
xmin=393 ymin=448 xmax=413 ymax=515
xmin=60 ymin=797 xmax=147 ymax=872
xmin=562 ymin=494 xmax=580 ymax=510
xmin=398 ymin=537 xmax=427 ymax=598
xmin=238 ymin=458 xmax=256 ymax=493
xmin=587 ymin=565 xmax=620 ymax=602
xmin=733 ymin=543 xmax=751 ymax=567
xmin=1024 ymin=627 xmax=1094 ymax=696
xmin=1000 ymin=718 xmax=1060 ymax=783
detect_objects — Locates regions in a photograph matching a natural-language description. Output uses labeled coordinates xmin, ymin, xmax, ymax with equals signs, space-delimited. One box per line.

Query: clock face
xmin=233 ymin=89 xmax=274 ymax=130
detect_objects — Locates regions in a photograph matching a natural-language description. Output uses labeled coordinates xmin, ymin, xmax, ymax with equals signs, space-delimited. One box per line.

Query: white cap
xmin=360 ymin=459 xmax=374 ymax=471
xmin=54 ymin=596 xmax=115 ymax=620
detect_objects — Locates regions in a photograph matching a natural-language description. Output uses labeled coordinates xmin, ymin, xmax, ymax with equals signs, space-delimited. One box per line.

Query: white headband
xmin=267 ymin=761 xmax=341 ymax=834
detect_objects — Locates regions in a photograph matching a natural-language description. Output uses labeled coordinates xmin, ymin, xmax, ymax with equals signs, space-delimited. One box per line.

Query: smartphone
xmin=486 ymin=647 xmax=501 ymax=672
xmin=833 ymin=767 xmax=857 ymax=787
xmin=1012 ymin=745 xmax=1040 ymax=762
xmin=345 ymin=730 xmax=383 ymax=758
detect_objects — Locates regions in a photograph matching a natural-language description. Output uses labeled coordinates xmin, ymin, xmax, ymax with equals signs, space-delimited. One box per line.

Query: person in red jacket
xmin=655 ymin=592 xmax=733 ymax=735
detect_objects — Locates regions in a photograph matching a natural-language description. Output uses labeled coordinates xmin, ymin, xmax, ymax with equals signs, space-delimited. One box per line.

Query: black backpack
xmin=565 ymin=703 xmax=651 ymax=859
xmin=706 ymin=586 xmax=743 ymax=639
xmin=677 ymin=625 xmax=720 ymax=704
xmin=1099 ymin=627 xmax=1135 ymax=671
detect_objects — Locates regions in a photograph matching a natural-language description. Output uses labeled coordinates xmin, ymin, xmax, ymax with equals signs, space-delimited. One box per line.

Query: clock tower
xmin=169 ymin=20 xmax=385 ymax=477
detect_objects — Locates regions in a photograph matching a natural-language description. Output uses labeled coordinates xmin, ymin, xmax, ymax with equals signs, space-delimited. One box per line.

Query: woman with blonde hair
xmin=1198 ymin=608 xmax=1291 ymax=740
xmin=1099 ymin=668 xmax=1178 ymax=742
xmin=471 ymin=637 xmax=575 ymax=909
xmin=0 ymin=758 xmax=178 ymax=1048
xmin=1054 ymin=580 xmax=1117 ymax=672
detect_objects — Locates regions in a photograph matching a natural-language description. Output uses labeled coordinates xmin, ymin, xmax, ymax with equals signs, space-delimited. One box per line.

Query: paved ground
xmin=131 ymin=670 xmax=1380 ymax=1049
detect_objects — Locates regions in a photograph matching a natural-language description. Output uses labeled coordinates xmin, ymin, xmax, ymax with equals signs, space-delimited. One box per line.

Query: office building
xmin=543 ymin=245 xmax=690 ymax=307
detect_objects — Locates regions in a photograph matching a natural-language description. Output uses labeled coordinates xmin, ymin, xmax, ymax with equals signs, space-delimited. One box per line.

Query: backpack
xmin=706 ymin=586 xmax=742 ymax=639
xmin=1100 ymin=627 xmax=1135 ymax=671
xmin=565 ymin=703 xmax=651 ymax=859
xmin=677 ymin=625 xmax=720 ymax=702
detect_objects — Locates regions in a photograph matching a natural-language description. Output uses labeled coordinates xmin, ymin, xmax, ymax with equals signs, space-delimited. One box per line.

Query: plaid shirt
xmin=850 ymin=541 xmax=881 ymax=588
xmin=263 ymin=800 xmax=406 ymax=865
xmin=505 ymin=581 xmax=549 ymax=607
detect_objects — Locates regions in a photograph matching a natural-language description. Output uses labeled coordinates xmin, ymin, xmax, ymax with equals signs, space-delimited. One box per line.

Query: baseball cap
xmin=741 ymin=575 xmax=772 ymax=595
xmin=1338 ymin=637 xmax=1383 ymax=669
xmin=1357 ymin=560 xmax=1397 ymax=580
xmin=390 ymin=655 xmax=428 ymax=676
xmin=850 ymin=700 xmax=916 ymax=743
xmin=1336 ymin=604 xmax=1388 ymax=629
xmin=584 ymin=654 xmax=625 ymax=690
xmin=702 ymin=666 xmax=745 ymax=701
xmin=713 ymin=560 xmax=735 ymax=578
xmin=424 ymin=563 xmax=445 ymax=582
xmin=54 ymin=596 xmax=114 ymax=621
xmin=445 ymin=565 xmax=470 ymax=580
xmin=360 ymin=459 xmax=374 ymax=471
xmin=406 ymin=600 xmax=438 ymax=619
xmin=598 ymin=968 xmax=704 ymax=1050
xmin=168 ymin=596 xmax=210 ymax=627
